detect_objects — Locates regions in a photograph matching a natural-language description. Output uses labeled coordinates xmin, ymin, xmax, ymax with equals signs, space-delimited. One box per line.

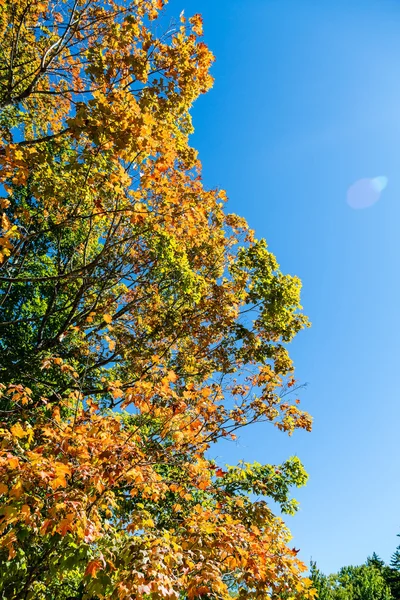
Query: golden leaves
xmin=189 ymin=14 xmax=203 ymax=36
xmin=10 ymin=423 xmax=25 ymax=439
xmin=7 ymin=456 xmax=19 ymax=469
xmin=50 ymin=463 xmax=71 ymax=490
xmin=9 ymin=480 xmax=23 ymax=499
xmin=57 ymin=514 xmax=74 ymax=536
xmin=10 ymin=422 xmax=33 ymax=445
xmin=0 ymin=1 xmax=312 ymax=597
xmin=0 ymin=399 xmax=313 ymax=595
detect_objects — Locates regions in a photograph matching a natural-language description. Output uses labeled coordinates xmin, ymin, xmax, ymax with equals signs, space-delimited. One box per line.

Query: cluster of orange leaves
xmin=0 ymin=0 xmax=315 ymax=597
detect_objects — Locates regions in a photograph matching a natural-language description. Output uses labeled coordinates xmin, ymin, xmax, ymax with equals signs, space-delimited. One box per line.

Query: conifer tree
xmin=368 ymin=553 xmax=386 ymax=571
xmin=391 ymin=540 xmax=400 ymax=571
xmin=387 ymin=536 xmax=400 ymax=599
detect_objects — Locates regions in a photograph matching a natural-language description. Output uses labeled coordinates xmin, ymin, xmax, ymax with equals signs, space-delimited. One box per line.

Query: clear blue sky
xmin=166 ymin=0 xmax=400 ymax=574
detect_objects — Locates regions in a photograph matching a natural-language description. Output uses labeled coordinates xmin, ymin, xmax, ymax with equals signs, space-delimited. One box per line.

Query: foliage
xmin=390 ymin=539 xmax=400 ymax=571
xmin=0 ymin=0 xmax=314 ymax=598
xmin=309 ymin=562 xmax=334 ymax=600
xmin=333 ymin=565 xmax=393 ymax=600
xmin=310 ymin=548 xmax=400 ymax=600
xmin=310 ymin=562 xmax=392 ymax=600
xmin=387 ymin=537 xmax=400 ymax=599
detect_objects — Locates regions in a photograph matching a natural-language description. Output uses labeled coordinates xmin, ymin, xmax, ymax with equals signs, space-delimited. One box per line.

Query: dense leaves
xmin=0 ymin=1 xmax=313 ymax=598
xmin=310 ymin=539 xmax=400 ymax=600
xmin=310 ymin=562 xmax=392 ymax=600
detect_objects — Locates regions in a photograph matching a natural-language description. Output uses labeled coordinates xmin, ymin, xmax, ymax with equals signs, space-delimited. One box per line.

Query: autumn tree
xmin=0 ymin=1 xmax=314 ymax=598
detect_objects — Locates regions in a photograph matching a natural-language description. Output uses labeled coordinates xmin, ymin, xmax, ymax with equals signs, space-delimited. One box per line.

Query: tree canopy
xmin=310 ymin=540 xmax=400 ymax=600
xmin=0 ymin=1 xmax=314 ymax=598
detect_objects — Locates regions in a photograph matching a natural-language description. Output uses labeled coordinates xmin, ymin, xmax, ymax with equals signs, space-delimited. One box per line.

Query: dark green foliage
xmin=390 ymin=539 xmax=400 ymax=571
xmin=387 ymin=536 xmax=400 ymax=599
xmin=368 ymin=553 xmax=386 ymax=570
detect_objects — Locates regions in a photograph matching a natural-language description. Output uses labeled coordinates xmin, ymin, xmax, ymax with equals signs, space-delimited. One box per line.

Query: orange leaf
xmin=58 ymin=515 xmax=74 ymax=536
xmin=85 ymin=559 xmax=103 ymax=578
xmin=40 ymin=519 xmax=53 ymax=535
xmin=7 ymin=456 xmax=19 ymax=469
xmin=197 ymin=480 xmax=209 ymax=490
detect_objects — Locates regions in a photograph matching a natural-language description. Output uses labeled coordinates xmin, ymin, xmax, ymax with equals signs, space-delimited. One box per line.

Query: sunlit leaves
xmin=0 ymin=0 xmax=314 ymax=598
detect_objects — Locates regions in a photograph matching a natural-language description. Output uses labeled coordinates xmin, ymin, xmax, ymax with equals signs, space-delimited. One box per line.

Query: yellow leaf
xmin=0 ymin=483 xmax=8 ymax=495
xmin=103 ymin=314 xmax=112 ymax=324
xmin=55 ymin=463 xmax=71 ymax=476
xmin=11 ymin=423 xmax=25 ymax=439
xmin=167 ymin=370 xmax=177 ymax=382
xmin=50 ymin=476 xmax=67 ymax=490
xmin=10 ymin=480 xmax=23 ymax=499
xmin=1 ymin=213 xmax=11 ymax=231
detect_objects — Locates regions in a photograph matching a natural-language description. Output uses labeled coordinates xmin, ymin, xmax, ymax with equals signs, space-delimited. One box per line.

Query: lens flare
xmin=347 ymin=176 xmax=388 ymax=209
xmin=371 ymin=176 xmax=388 ymax=193
xmin=347 ymin=175 xmax=388 ymax=210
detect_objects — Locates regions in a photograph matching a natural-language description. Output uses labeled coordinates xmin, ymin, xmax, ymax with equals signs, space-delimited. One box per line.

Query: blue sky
xmin=166 ymin=0 xmax=400 ymax=574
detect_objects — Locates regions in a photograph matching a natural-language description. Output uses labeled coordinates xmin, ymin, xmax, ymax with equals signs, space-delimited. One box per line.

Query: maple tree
xmin=0 ymin=0 xmax=315 ymax=598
